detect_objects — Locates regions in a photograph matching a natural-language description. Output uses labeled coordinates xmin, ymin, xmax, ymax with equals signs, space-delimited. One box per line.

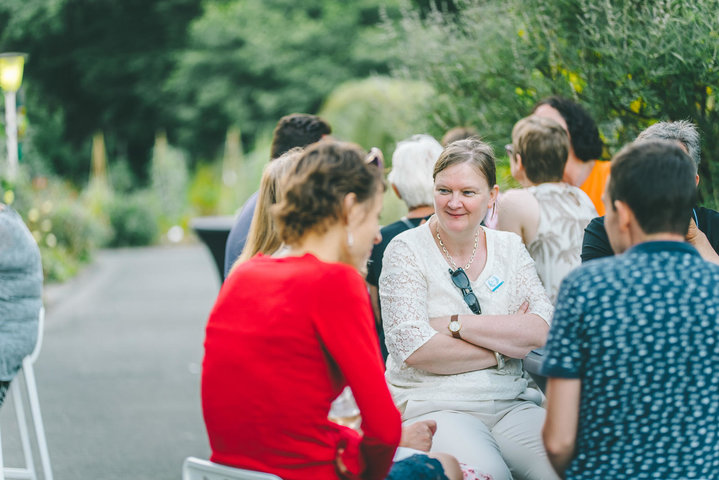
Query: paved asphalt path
xmin=1 ymin=244 xmax=220 ymax=479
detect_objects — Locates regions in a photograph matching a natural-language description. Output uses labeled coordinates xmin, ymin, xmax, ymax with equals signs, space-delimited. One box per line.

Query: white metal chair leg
xmin=0 ymin=307 xmax=52 ymax=480
xmin=11 ymin=379 xmax=35 ymax=480
xmin=0 ymin=423 xmax=6 ymax=480
xmin=20 ymin=364 xmax=51 ymax=480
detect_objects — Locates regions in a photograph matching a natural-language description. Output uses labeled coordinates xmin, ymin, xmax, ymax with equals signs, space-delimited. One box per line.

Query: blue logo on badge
xmin=486 ymin=275 xmax=504 ymax=292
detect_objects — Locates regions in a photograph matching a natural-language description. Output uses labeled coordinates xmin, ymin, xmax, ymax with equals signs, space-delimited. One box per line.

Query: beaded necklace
xmin=435 ymin=222 xmax=479 ymax=271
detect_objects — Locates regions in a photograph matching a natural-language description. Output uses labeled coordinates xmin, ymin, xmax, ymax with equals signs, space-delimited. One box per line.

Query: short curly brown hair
xmin=273 ymin=140 xmax=384 ymax=245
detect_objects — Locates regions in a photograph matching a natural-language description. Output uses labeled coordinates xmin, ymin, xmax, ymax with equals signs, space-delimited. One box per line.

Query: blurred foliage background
xmin=387 ymin=0 xmax=719 ymax=206
xmin=1 ymin=0 xmax=718 ymax=281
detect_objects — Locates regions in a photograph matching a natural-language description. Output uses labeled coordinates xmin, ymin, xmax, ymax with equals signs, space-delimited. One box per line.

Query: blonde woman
xmin=229 ymin=148 xmax=303 ymax=273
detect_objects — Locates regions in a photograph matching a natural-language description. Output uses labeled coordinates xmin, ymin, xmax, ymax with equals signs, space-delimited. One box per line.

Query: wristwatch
xmin=448 ymin=314 xmax=462 ymax=339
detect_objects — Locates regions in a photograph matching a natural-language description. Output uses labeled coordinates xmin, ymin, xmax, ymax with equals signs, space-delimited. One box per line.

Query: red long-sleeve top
xmin=202 ymin=253 xmax=401 ymax=480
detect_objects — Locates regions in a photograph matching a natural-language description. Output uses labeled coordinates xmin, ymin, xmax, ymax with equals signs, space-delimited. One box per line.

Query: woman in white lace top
xmin=379 ymin=139 xmax=558 ymax=480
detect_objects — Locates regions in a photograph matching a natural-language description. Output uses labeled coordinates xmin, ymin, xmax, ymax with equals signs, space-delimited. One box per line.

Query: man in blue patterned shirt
xmin=541 ymin=140 xmax=719 ymax=479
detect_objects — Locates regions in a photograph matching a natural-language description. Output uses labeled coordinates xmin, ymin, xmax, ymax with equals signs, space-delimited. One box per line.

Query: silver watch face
xmin=449 ymin=321 xmax=460 ymax=332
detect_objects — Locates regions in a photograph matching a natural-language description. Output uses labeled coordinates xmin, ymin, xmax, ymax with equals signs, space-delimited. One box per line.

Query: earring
xmin=347 ymin=230 xmax=354 ymax=247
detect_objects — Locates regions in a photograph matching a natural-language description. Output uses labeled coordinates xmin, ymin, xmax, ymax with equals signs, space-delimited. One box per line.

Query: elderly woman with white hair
xmin=366 ymin=134 xmax=444 ymax=360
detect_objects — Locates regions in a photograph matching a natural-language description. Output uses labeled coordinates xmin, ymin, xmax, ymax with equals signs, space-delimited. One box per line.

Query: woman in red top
xmin=202 ymin=141 xmax=452 ymax=480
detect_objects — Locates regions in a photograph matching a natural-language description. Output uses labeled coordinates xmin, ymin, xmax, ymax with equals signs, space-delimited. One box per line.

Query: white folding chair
xmin=0 ymin=307 xmax=53 ymax=480
xmin=182 ymin=457 xmax=282 ymax=480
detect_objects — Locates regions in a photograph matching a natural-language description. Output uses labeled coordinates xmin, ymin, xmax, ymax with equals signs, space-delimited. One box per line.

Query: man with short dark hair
xmin=541 ymin=140 xmax=719 ymax=479
xmin=268 ymin=114 xmax=332 ymax=160
xmin=223 ymin=114 xmax=331 ymax=278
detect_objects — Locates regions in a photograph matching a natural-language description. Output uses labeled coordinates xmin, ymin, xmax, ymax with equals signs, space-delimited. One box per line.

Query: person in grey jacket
xmin=0 ymin=204 xmax=42 ymax=405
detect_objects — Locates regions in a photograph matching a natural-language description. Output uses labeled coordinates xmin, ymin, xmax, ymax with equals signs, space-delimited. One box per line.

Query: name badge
xmin=486 ymin=275 xmax=504 ymax=292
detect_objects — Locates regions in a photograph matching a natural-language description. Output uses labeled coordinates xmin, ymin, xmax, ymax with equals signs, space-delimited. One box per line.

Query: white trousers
xmin=402 ymin=393 xmax=559 ymax=480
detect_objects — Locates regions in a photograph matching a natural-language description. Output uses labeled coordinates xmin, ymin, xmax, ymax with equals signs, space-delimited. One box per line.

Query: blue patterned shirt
xmin=543 ymin=241 xmax=719 ymax=479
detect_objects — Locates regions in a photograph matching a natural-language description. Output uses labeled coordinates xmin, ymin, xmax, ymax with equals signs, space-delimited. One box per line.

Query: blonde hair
xmin=230 ymin=148 xmax=303 ymax=272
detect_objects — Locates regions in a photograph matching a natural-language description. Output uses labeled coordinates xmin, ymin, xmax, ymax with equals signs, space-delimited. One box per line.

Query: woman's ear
xmin=391 ymin=184 xmax=402 ymax=200
xmin=487 ymin=184 xmax=500 ymax=212
xmin=510 ymin=153 xmax=526 ymax=183
xmin=517 ymin=153 xmax=526 ymax=171
xmin=343 ymin=192 xmax=359 ymax=226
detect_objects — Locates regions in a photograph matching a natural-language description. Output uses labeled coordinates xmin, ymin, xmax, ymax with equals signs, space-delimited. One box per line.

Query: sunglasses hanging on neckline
xmin=449 ymin=267 xmax=482 ymax=315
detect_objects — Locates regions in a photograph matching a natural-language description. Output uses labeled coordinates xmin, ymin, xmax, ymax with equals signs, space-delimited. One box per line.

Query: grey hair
xmin=387 ymin=134 xmax=443 ymax=209
xmin=636 ymin=120 xmax=701 ymax=171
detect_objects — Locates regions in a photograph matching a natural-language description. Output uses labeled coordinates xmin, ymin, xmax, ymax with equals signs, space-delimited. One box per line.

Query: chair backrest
xmin=182 ymin=457 xmax=283 ymax=480
xmin=27 ymin=306 xmax=45 ymax=364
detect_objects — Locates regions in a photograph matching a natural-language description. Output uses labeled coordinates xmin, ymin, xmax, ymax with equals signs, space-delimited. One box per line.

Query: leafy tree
xmin=388 ymin=0 xmax=719 ymax=206
xmin=165 ymin=0 xmax=402 ymax=160
xmin=409 ymin=0 xmax=460 ymax=16
xmin=520 ymin=0 xmax=719 ymax=206
xmin=0 ymin=0 xmax=202 ymax=182
xmin=1 ymin=1 xmax=412 ymax=182
xmin=384 ymin=1 xmax=556 ymax=144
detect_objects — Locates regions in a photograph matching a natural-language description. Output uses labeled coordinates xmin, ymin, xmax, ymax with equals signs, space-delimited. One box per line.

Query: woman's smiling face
xmin=434 ymin=161 xmax=498 ymax=235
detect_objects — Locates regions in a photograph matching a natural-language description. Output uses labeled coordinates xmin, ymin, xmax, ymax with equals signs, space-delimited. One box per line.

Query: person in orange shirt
xmin=532 ymin=97 xmax=608 ymax=215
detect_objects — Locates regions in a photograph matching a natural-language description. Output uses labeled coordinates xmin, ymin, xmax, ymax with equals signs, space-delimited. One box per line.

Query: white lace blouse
xmin=379 ymin=222 xmax=554 ymax=409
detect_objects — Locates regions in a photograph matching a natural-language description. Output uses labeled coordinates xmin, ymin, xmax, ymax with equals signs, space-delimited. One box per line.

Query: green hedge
xmin=107 ymin=193 xmax=159 ymax=247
